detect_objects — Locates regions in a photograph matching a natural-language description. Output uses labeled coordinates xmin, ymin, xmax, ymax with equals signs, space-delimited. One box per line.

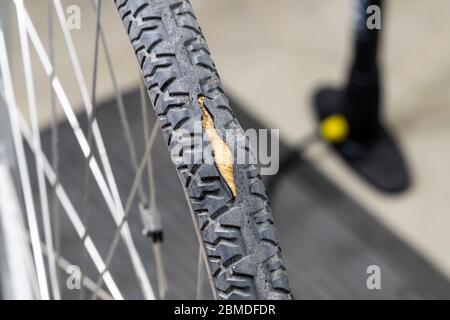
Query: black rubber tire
xmin=114 ymin=0 xmax=292 ymax=300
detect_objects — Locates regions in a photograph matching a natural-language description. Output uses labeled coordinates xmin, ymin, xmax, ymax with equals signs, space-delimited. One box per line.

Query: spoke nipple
xmin=139 ymin=202 xmax=163 ymax=242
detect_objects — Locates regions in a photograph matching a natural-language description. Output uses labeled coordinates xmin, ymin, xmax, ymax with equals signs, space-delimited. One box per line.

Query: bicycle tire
xmin=114 ymin=0 xmax=292 ymax=300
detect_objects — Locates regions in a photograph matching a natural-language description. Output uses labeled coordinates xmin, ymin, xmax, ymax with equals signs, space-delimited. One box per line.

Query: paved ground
xmin=30 ymin=90 xmax=450 ymax=299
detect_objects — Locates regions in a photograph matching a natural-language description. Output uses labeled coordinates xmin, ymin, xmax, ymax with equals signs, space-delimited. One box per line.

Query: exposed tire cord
xmin=114 ymin=0 xmax=292 ymax=300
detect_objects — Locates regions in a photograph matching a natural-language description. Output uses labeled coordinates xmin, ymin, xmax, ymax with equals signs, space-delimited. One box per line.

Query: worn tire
xmin=114 ymin=0 xmax=292 ymax=300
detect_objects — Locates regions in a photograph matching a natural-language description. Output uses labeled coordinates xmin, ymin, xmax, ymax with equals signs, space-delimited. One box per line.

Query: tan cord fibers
xmin=198 ymin=96 xmax=237 ymax=199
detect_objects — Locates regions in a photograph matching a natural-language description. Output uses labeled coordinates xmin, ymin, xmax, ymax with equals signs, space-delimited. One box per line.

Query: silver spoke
xmin=92 ymin=5 xmax=169 ymax=299
xmin=47 ymin=0 xmax=62 ymax=299
xmin=17 ymin=110 xmax=123 ymax=300
xmin=0 ymin=161 xmax=37 ymax=299
xmin=81 ymin=0 xmax=102 ymax=300
xmin=17 ymin=2 xmax=155 ymax=299
xmin=140 ymin=81 xmax=158 ymax=217
xmin=18 ymin=2 xmax=119 ymax=234
xmin=140 ymin=80 xmax=167 ymax=299
xmin=91 ymin=123 xmax=159 ymax=299
xmin=16 ymin=0 xmax=60 ymax=300
xmin=46 ymin=244 xmax=113 ymax=301
xmin=92 ymin=6 xmax=169 ymax=299
xmin=0 ymin=213 xmax=113 ymax=300
xmin=0 ymin=22 xmax=49 ymax=300
xmin=152 ymin=242 xmax=167 ymax=299
xmin=90 ymin=4 xmax=169 ymax=299
xmin=90 ymin=0 xmax=148 ymax=206
xmin=2 ymin=18 xmax=122 ymax=298
xmin=51 ymin=0 xmax=155 ymax=299
xmin=196 ymin=245 xmax=205 ymax=300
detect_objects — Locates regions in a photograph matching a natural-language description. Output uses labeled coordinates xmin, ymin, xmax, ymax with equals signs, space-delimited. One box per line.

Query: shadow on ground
xmin=28 ymin=89 xmax=450 ymax=299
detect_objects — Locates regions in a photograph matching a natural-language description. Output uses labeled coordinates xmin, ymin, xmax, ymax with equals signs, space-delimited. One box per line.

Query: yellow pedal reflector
xmin=320 ymin=114 xmax=349 ymax=143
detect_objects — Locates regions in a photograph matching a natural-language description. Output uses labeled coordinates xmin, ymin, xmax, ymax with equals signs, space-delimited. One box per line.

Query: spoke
xmin=16 ymin=0 xmax=60 ymax=300
xmin=0 ymin=162 xmax=37 ymax=299
xmin=87 ymin=9 xmax=169 ymax=300
xmin=48 ymin=0 xmax=62 ymax=298
xmin=0 ymin=20 xmax=49 ymax=300
xmin=81 ymin=0 xmax=102 ymax=300
xmin=51 ymin=0 xmax=155 ymax=299
xmin=17 ymin=110 xmax=123 ymax=300
xmin=18 ymin=1 xmax=117 ymax=229
xmin=87 ymin=11 xmax=169 ymax=300
xmin=140 ymin=81 xmax=158 ymax=216
xmin=17 ymin=1 xmax=155 ymax=299
xmin=152 ymin=242 xmax=167 ymax=299
xmin=196 ymin=245 xmax=205 ymax=300
xmin=0 ymin=213 xmax=113 ymax=300
xmin=90 ymin=0 xmax=148 ymax=205
xmin=140 ymin=80 xmax=168 ymax=299
xmin=47 ymin=245 xmax=113 ymax=300
xmin=91 ymin=123 xmax=159 ymax=300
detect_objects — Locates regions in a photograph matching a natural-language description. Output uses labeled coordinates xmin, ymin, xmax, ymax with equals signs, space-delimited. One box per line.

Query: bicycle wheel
xmin=0 ymin=0 xmax=291 ymax=300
